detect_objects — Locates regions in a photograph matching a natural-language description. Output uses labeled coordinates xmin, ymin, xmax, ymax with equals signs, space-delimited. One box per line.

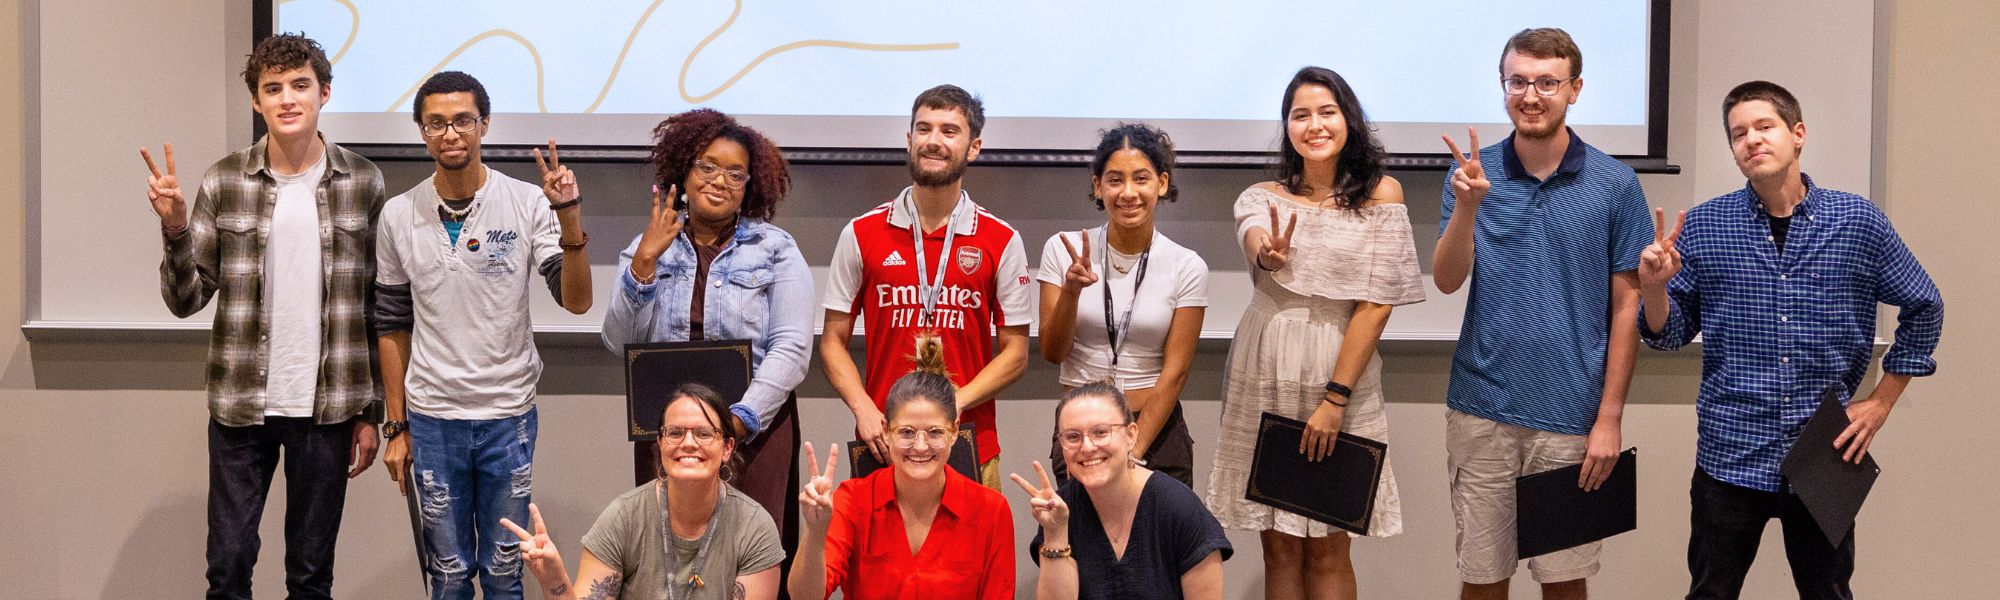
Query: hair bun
xmin=909 ymin=332 xmax=951 ymax=377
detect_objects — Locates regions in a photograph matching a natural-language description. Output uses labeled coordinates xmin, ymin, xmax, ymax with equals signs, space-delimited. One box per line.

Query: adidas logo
xmin=882 ymin=250 xmax=907 ymax=267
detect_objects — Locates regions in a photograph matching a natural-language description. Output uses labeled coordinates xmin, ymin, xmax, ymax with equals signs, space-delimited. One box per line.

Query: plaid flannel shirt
xmin=160 ymin=136 xmax=387 ymax=426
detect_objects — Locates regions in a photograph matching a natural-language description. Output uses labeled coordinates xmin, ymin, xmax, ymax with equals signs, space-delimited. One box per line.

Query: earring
xmin=719 ymin=461 xmax=736 ymax=484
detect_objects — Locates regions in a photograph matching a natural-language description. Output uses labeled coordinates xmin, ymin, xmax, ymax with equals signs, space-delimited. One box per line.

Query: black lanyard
xmin=656 ymin=481 xmax=725 ymax=600
xmin=1100 ymin=231 xmax=1151 ymax=368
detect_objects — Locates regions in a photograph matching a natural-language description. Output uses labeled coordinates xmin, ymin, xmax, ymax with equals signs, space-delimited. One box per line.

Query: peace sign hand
xmin=1258 ymin=201 xmax=1299 ymax=271
xmin=1441 ymin=127 xmax=1491 ymax=209
xmin=1639 ymin=207 xmax=1686 ymax=291
xmin=798 ymin=442 xmax=841 ymax=533
xmin=632 ymin=184 xmax=685 ymax=268
xmin=140 ymin=143 xmax=188 ymax=230
xmin=499 ymin=503 xmax=568 ymax=588
xmin=1008 ymin=461 xmax=1069 ymax=537
xmin=532 ymin=139 xmax=580 ymax=208
xmin=1058 ymin=230 xmax=1099 ymax=293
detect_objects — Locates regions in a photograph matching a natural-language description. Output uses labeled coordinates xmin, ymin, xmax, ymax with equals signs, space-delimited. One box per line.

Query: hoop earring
xmin=719 ymin=460 xmax=736 ymax=484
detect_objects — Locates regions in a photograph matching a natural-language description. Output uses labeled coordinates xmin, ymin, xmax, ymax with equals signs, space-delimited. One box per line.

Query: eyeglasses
xmin=892 ymin=425 xmax=954 ymax=448
xmin=661 ymin=425 xmax=722 ymax=447
xmin=692 ymin=159 xmax=750 ymax=189
xmin=1056 ymin=423 xmax=1131 ymax=449
xmin=1501 ymin=76 xmax=1577 ymax=97
xmin=419 ymin=116 xmax=483 ymax=138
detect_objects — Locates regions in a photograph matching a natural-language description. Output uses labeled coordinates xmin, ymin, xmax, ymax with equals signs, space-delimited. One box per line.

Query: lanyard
xmin=903 ymin=187 xmax=968 ymax=327
xmin=656 ymin=481 xmax=726 ymax=600
xmin=1100 ymin=228 xmax=1151 ymax=368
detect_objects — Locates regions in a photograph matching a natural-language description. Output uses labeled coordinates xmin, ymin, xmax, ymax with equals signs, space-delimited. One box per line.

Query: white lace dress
xmin=1203 ymin=185 xmax=1426 ymax=538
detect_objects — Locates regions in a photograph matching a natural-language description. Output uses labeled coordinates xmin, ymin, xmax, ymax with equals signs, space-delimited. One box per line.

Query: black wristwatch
xmin=1324 ymin=380 xmax=1352 ymax=407
xmin=381 ymin=420 xmax=408 ymax=440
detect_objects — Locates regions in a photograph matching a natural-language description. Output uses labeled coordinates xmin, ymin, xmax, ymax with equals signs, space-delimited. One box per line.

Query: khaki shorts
xmin=978 ymin=456 xmax=1002 ymax=490
xmin=1445 ymin=409 xmax=1602 ymax=584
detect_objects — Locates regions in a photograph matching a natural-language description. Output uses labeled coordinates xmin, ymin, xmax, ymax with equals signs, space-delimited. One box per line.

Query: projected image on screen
xmin=279 ymin=0 xmax=1653 ymax=154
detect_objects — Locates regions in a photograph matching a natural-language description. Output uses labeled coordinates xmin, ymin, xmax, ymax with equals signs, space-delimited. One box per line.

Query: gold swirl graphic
xmin=276 ymin=0 xmax=359 ymax=65
xmin=309 ymin=0 xmax=958 ymax=113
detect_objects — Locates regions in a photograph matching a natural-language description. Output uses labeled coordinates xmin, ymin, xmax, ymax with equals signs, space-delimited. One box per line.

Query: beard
xmin=908 ymin=147 xmax=969 ymax=188
xmin=436 ymin=153 xmax=473 ymax=171
xmin=1511 ymin=108 xmax=1566 ymax=141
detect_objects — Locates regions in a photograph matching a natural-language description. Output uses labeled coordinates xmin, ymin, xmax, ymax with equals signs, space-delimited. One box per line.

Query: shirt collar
xmin=868 ymin=464 xmax=975 ymax=519
xmin=886 ymin=187 xmax=978 ymax=236
xmin=1739 ymin=172 xmax=1820 ymax=219
xmin=1498 ymin=126 xmax=1586 ymax=181
xmin=242 ymin=133 xmax=349 ymax=177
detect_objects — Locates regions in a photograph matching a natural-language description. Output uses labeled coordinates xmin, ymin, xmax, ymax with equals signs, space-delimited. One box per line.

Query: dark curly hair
xmin=410 ymin=71 xmax=490 ymax=123
xmin=241 ymin=33 xmax=332 ymax=93
xmin=1087 ymin=122 xmax=1179 ymax=210
xmin=1275 ymin=66 xmax=1387 ymax=211
xmin=649 ymin=109 xmax=790 ymax=221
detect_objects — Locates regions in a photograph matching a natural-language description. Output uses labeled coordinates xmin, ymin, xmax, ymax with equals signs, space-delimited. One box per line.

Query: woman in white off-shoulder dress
xmin=1203 ymin=66 xmax=1426 ymax=600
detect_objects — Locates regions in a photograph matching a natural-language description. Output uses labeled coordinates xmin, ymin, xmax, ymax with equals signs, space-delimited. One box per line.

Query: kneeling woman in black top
xmin=1013 ymin=382 xmax=1232 ymax=600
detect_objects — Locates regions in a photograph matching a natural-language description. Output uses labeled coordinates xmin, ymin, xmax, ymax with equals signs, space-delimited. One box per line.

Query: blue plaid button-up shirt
xmin=1640 ymin=174 xmax=1942 ymax=492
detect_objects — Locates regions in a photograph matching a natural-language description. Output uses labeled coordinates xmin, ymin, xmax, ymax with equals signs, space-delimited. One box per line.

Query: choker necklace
xmin=440 ymin=201 xmax=472 ymax=221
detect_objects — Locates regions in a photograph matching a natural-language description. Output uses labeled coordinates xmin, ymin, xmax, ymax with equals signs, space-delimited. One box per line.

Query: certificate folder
xmin=1516 ymin=447 xmax=1638 ymax=558
xmin=623 ymin=340 xmax=754 ymax=441
xmin=1244 ymin=412 xmax=1387 ymax=535
xmin=1780 ymin=388 xmax=1880 ymax=547
xmin=848 ymin=424 xmax=980 ymax=481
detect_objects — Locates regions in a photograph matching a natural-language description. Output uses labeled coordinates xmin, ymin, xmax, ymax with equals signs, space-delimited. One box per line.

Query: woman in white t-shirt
xmin=1036 ymin=123 xmax=1208 ymax=487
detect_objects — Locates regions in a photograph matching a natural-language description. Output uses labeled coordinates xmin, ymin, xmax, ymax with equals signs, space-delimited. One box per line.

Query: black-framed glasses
xmin=892 ymin=425 xmax=954 ymax=448
xmin=692 ymin=159 xmax=750 ymax=189
xmin=1501 ymin=76 xmax=1577 ymax=97
xmin=661 ymin=425 xmax=722 ymax=447
xmin=1056 ymin=423 xmax=1130 ymax=449
xmin=419 ymin=116 xmax=483 ymax=138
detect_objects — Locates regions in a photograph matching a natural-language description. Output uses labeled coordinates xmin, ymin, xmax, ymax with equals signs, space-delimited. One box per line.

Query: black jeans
xmin=207 ymin=417 xmax=355 ymax=600
xmin=1686 ymin=468 xmax=1854 ymax=600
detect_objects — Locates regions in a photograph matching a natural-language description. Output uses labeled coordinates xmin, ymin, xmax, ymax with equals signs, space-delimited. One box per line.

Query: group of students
xmin=147 ymin=26 xmax=1941 ymax=600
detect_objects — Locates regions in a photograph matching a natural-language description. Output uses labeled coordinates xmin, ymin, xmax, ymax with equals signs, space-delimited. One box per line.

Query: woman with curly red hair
xmin=602 ymin=109 xmax=816 ymax=582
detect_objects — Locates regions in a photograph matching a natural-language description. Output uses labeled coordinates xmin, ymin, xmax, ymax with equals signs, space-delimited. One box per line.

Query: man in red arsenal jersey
xmin=820 ymin=84 xmax=1034 ymax=489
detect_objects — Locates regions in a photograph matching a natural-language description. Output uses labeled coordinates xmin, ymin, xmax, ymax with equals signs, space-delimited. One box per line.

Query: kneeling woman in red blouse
xmin=788 ymin=335 xmax=1016 ymax=600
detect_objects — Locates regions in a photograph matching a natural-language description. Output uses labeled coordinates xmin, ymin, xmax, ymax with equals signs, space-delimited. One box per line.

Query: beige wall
xmin=5 ymin=1 xmax=1997 ymax=598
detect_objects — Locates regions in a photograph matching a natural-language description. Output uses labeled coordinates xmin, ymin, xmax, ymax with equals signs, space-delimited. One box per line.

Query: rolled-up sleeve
xmin=734 ymin=240 xmax=815 ymax=440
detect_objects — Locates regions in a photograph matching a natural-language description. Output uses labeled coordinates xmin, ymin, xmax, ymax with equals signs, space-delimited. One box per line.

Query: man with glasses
xmin=1433 ymin=28 xmax=1654 ymax=600
xmin=821 ymin=84 xmax=1036 ymax=490
xmin=148 ymin=33 xmax=384 ymax=600
xmin=374 ymin=71 xmax=593 ymax=599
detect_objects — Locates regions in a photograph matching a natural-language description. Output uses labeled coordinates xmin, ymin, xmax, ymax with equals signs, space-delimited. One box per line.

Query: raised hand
xmin=500 ymin=503 xmax=568 ymax=589
xmin=1639 ymin=207 xmax=1686 ymax=290
xmin=1441 ymin=127 xmax=1491 ymax=209
xmin=631 ymin=184 xmax=685 ymax=279
xmin=1058 ymin=230 xmax=1100 ymax=293
xmin=141 ymin=143 xmax=188 ymax=230
xmin=1257 ymin=201 xmax=1299 ymax=271
xmin=1008 ymin=461 xmax=1069 ymax=536
xmin=798 ymin=442 xmax=841 ymax=532
xmin=532 ymin=139 xmax=580 ymax=207
xmin=1300 ymin=397 xmax=1345 ymax=462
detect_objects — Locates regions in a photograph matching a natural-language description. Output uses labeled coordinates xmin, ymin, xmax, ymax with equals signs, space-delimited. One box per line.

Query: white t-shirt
xmin=1036 ymin=227 xmax=1207 ymax=389
xmin=376 ymin=167 xmax=561 ymax=419
xmin=262 ymin=156 xmax=328 ymax=417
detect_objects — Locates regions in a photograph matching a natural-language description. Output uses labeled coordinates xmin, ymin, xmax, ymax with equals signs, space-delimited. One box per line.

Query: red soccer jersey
xmin=822 ymin=190 xmax=1034 ymax=463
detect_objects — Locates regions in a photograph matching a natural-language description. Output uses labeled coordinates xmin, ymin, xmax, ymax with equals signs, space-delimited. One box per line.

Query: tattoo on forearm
xmin=548 ymin=583 xmax=569 ymax=596
xmin=580 ymin=575 xmax=621 ymax=600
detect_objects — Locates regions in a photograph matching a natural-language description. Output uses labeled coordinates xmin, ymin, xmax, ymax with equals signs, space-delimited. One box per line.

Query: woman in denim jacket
xmin=602 ymin=109 xmax=815 ymax=574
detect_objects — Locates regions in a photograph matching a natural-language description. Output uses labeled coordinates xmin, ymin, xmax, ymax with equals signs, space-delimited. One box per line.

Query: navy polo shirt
xmin=1440 ymin=128 xmax=1653 ymax=435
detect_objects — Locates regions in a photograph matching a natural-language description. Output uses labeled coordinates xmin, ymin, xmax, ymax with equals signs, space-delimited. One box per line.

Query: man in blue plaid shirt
xmin=1638 ymin=80 xmax=1944 ymax=600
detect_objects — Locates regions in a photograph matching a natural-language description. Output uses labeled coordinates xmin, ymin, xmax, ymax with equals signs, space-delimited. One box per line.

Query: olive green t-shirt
xmin=581 ymin=483 xmax=784 ymax=600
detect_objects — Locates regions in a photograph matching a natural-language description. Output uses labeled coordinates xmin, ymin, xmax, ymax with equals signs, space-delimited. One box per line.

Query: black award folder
xmin=402 ymin=461 xmax=430 ymax=594
xmin=624 ymin=340 xmax=754 ymax=441
xmin=1244 ymin=412 xmax=1388 ymax=535
xmin=1780 ymin=388 xmax=1881 ymax=548
xmin=1515 ymin=447 xmax=1638 ymax=558
xmin=848 ymin=424 xmax=980 ymax=481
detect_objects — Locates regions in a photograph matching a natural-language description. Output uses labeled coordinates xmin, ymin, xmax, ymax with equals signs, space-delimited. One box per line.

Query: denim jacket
xmin=601 ymin=219 xmax=814 ymax=440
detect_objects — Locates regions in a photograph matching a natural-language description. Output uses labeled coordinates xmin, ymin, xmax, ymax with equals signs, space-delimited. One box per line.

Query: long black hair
xmin=1275 ymin=66 xmax=1387 ymax=211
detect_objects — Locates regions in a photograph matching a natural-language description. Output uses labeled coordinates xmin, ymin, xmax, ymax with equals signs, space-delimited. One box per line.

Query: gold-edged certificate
xmin=623 ymin=340 xmax=753 ymax=441
xmin=1245 ymin=411 xmax=1387 ymax=535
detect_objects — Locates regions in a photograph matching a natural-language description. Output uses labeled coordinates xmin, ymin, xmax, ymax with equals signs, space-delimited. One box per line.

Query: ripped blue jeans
xmin=408 ymin=406 xmax=537 ymax=600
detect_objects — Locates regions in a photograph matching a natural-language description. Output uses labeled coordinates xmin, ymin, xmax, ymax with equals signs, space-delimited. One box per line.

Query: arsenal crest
xmin=956 ymin=246 xmax=982 ymax=275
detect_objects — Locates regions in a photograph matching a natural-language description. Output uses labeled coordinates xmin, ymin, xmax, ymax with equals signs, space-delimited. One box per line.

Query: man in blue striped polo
xmin=1434 ymin=28 xmax=1653 ymax=600
xmin=1638 ymin=81 xmax=1942 ymax=600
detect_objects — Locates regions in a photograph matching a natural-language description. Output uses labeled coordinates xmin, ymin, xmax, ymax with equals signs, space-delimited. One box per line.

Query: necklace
xmin=439 ymin=201 xmax=471 ymax=221
xmin=656 ymin=480 xmax=725 ymax=600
